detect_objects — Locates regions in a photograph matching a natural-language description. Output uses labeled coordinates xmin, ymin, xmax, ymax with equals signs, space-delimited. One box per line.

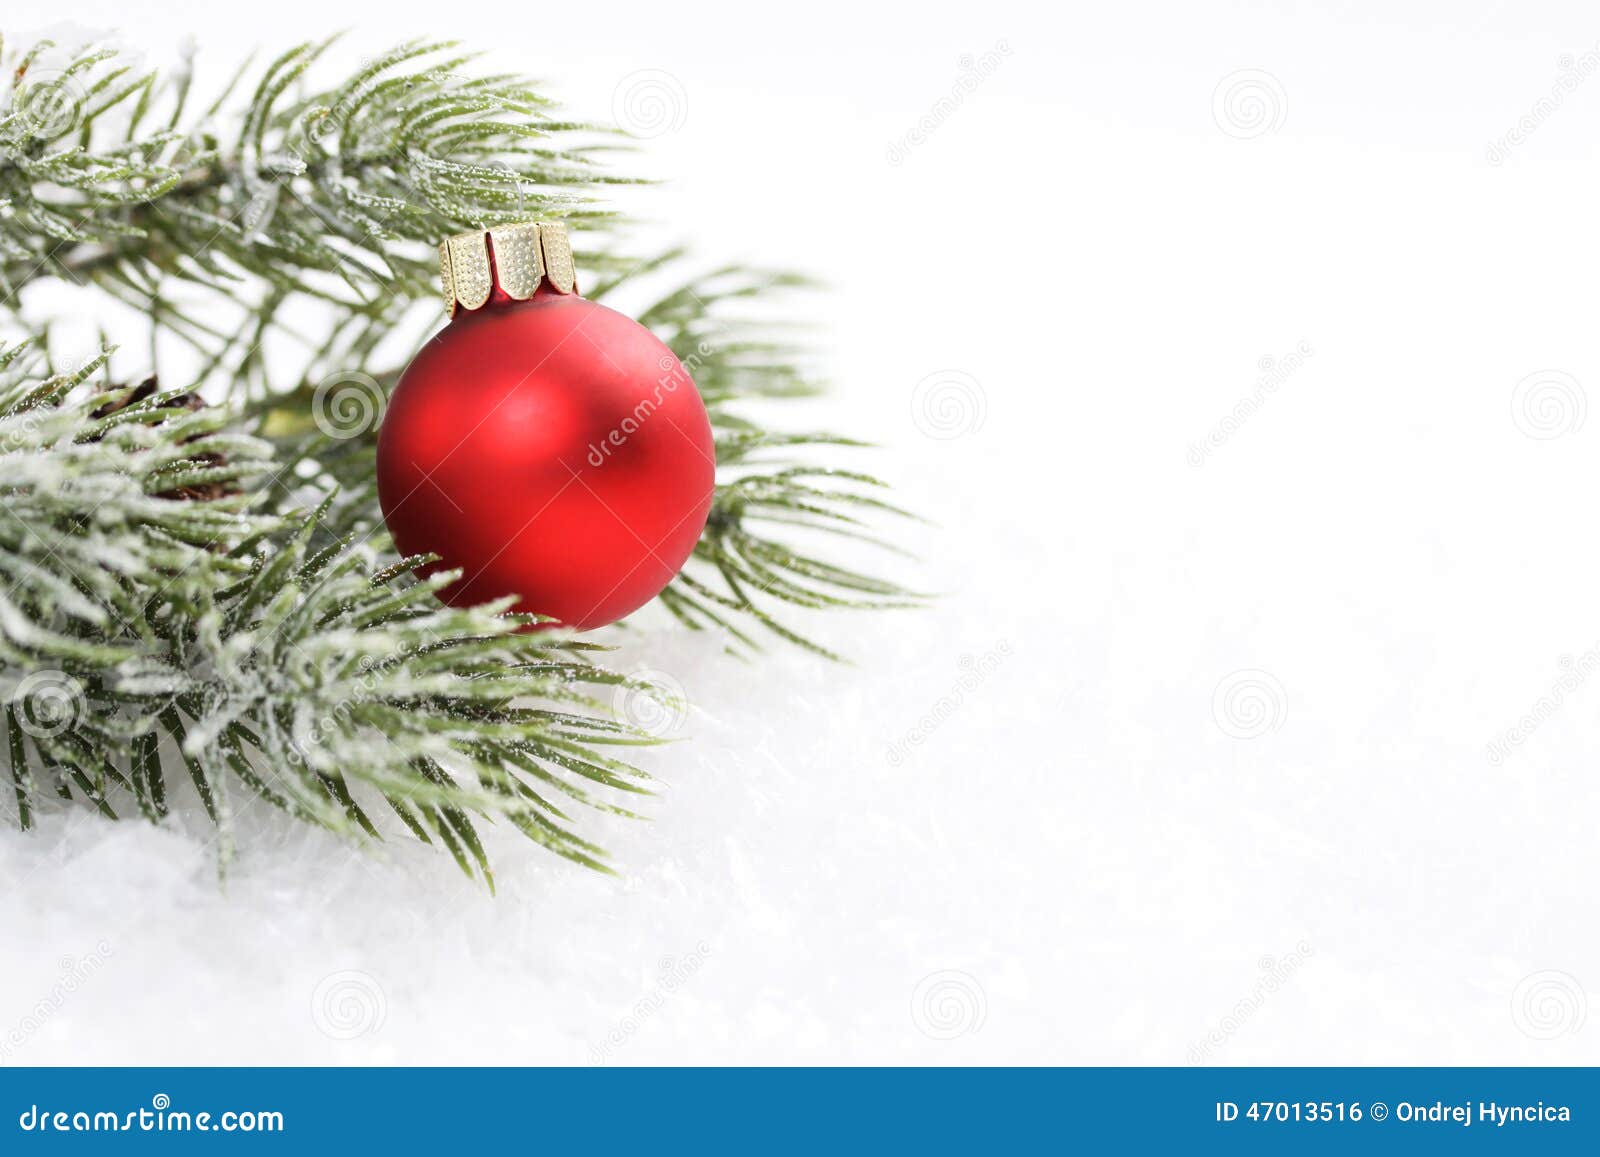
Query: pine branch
xmin=0 ymin=340 xmax=657 ymax=883
xmin=612 ymin=262 xmax=926 ymax=657
xmin=2 ymin=35 xmax=921 ymax=658
xmin=0 ymin=37 xmax=628 ymax=395
xmin=0 ymin=36 xmax=922 ymax=880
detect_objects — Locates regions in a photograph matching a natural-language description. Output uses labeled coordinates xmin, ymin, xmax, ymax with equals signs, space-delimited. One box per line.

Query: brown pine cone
xmin=91 ymin=377 xmax=237 ymax=502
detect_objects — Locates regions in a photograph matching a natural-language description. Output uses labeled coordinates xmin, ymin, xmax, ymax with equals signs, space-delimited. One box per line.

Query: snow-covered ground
xmin=4 ymin=0 xmax=1600 ymax=1065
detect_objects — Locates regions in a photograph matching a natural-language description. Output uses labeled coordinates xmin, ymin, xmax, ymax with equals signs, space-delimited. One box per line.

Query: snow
xmin=5 ymin=0 xmax=1600 ymax=1066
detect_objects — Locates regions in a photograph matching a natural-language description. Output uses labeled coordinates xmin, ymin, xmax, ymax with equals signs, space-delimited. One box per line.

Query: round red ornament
xmin=376 ymin=222 xmax=715 ymax=630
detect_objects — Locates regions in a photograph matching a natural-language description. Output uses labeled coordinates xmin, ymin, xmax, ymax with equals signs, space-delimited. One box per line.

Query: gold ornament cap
xmin=439 ymin=221 xmax=577 ymax=317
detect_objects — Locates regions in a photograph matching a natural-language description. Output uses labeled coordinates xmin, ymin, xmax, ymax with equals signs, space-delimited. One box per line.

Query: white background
xmin=3 ymin=1 xmax=1599 ymax=1064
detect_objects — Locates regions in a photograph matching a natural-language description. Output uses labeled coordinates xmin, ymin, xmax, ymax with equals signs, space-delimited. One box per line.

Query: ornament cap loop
xmin=439 ymin=221 xmax=577 ymax=317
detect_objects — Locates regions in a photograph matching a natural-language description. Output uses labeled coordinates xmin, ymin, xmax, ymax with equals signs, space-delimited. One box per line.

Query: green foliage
xmin=621 ymin=261 xmax=923 ymax=659
xmin=0 ymin=340 xmax=657 ymax=883
xmin=0 ymin=35 xmax=916 ymax=878
xmin=1 ymin=35 xmax=632 ymax=394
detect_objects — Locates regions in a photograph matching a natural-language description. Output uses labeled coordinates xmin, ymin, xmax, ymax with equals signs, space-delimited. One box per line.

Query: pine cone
xmin=91 ymin=377 xmax=237 ymax=502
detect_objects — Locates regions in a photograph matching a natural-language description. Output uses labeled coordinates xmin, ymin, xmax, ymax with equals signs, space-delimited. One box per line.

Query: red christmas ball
xmin=376 ymin=224 xmax=714 ymax=630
